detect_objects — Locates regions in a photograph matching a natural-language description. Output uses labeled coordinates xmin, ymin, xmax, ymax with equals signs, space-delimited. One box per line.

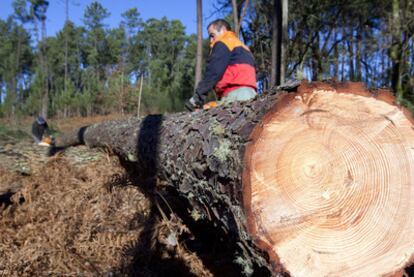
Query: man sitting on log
xmin=185 ymin=19 xmax=257 ymax=111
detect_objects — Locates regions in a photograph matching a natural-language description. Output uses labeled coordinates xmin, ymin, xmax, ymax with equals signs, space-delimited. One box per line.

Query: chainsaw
xmin=202 ymin=101 xmax=218 ymax=110
xmin=38 ymin=136 xmax=55 ymax=147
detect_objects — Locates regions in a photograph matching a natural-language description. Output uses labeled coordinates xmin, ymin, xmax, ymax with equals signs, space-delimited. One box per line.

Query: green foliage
xmin=2 ymin=0 xmax=412 ymax=119
xmin=135 ymin=17 xmax=195 ymax=113
xmin=22 ymin=70 xmax=42 ymax=115
xmin=28 ymin=0 xmax=49 ymax=22
xmin=0 ymin=123 xmax=30 ymax=142
xmin=0 ymin=16 xmax=33 ymax=117
xmin=1 ymin=1 xmax=198 ymax=118
xmin=241 ymin=0 xmax=413 ymax=105
xmin=83 ymin=1 xmax=110 ymax=30
xmin=121 ymin=8 xmax=142 ymax=35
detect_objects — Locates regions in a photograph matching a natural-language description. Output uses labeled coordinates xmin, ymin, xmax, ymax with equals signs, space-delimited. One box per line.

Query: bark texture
xmin=55 ymin=89 xmax=283 ymax=273
xmin=55 ymin=81 xmax=414 ymax=276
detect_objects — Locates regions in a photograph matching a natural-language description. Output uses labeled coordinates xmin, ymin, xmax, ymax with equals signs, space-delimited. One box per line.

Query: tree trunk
xmin=311 ymin=33 xmax=321 ymax=81
xmin=54 ymin=81 xmax=414 ymax=276
xmin=237 ymin=0 xmax=249 ymax=42
xmin=64 ymin=0 xmax=69 ymax=93
xmin=280 ymin=0 xmax=288 ymax=84
xmin=356 ymin=27 xmax=362 ymax=81
xmin=347 ymin=40 xmax=355 ymax=81
xmin=231 ymin=0 xmax=239 ymax=36
xmin=137 ymin=74 xmax=143 ymax=117
xmin=334 ymin=40 xmax=339 ymax=79
xmin=40 ymin=9 xmax=49 ymax=119
xmin=12 ymin=25 xmax=23 ymax=119
xmin=271 ymin=0 xmax=282 ymax=86
xmin=340 ymin=29 xmax=346 ymax=81
xmin=121 ymin=62 xmax=125 ymax=115
xmin=390 ymin=0 xmax=403 ymax=98
xmin=195 ymin=0 xmax=203 ymax=87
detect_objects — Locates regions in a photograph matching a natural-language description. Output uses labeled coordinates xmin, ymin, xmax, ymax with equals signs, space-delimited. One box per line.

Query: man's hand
xmin=185 ymin=97 xmax=201 ymax=111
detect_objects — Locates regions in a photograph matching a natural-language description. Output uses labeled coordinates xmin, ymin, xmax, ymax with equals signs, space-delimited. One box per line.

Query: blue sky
xmin=0 ymin=0 xmax=220 ymax=37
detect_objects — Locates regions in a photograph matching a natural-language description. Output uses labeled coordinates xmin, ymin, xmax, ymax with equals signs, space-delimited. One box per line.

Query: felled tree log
xmin=56 ymin=81 xmax=414 ymax=276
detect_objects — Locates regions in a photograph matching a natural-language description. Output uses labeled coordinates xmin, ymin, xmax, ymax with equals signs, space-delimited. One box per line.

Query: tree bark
xmin=271 ymin=0 xmax=282 ymax=86
xmin=347 ymin=40 xmax=355 ymax=81
xmin=55 ymin=81 xmax=414 ymax=276
xmin=280 ymin=0 xmax=288 ymax=84
xmin=390 ymin=0 xmax=403 ymax=98
xmin=334 ymin=39 xmax=339 ymax=79
xmin=40 ymin=6 xmax=49 ymax=119
xmin=137 ymin=74 xmax=143 ymax=117
xmin=231 ymin=0 xmax=239 ymax=36
xmin=64 ymin=0 xmax=69 ymax=94
xmin=237 ymin=0 xmax=249 ymax=40
xmin=195 ymin=0 xmax=203 ymax=87
xmin=356 ymin=25 xmax=362 ymax=82
xmin=311 ymin=34 xmax=321 ymax=81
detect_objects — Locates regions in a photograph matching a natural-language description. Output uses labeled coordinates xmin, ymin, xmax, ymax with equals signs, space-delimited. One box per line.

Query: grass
xmin=0 ymin=124 xmax=30 ymax=143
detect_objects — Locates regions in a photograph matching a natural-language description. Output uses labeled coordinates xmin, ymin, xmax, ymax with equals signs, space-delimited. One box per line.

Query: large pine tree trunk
xmin=55 ymin=81 xmax=414 ymax=276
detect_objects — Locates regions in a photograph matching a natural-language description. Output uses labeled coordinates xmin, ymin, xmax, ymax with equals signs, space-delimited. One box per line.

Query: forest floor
xmin=0 ymin=116 xmax=240 ymax=276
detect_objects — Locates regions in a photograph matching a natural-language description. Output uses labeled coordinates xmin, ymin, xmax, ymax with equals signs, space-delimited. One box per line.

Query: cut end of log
xmin=244 ymin=83 xmax=414 ymax=276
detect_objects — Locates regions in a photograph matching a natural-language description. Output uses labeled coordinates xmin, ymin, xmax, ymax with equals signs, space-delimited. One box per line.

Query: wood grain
xmin=244 ymin=88 xmax=414 ymax=276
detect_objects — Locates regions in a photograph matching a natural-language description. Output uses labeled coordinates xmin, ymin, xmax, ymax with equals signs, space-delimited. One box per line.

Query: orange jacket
xmin=195 ymin=32 xmax=256 ymax=102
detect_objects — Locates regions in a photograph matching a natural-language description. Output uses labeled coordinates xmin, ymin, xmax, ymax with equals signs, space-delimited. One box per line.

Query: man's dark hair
xmin=207 ymin=19 xmax=231 ymax=31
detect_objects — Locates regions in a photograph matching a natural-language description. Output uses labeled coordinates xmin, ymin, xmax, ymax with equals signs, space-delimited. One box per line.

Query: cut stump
xmin=244 ymin=83 xmax=414 ymax=276
xmin=55 ymin=81 xmax=414 ymax=276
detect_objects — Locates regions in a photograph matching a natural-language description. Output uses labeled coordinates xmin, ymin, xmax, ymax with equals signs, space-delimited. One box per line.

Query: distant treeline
xmin=0 ymin=0 xmax=413 ymax=119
